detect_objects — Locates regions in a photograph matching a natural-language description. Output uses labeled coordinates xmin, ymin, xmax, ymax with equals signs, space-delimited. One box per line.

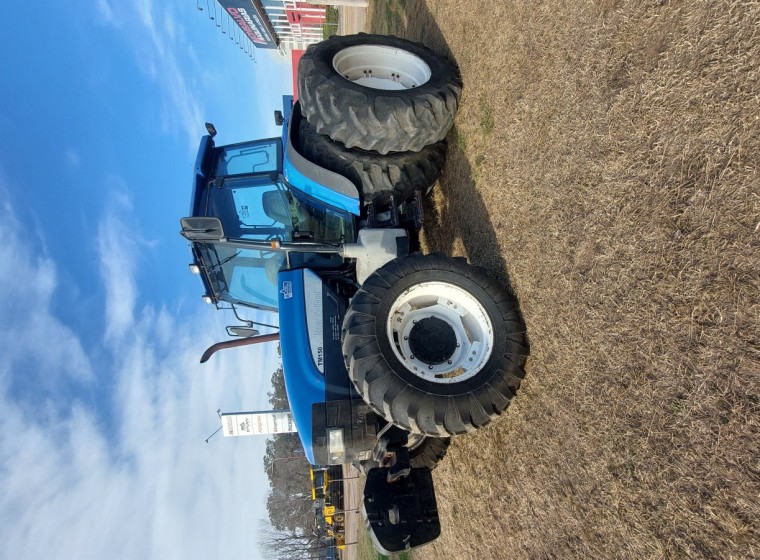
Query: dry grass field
xmin=365 ymin=1 xmax=759 ymax=558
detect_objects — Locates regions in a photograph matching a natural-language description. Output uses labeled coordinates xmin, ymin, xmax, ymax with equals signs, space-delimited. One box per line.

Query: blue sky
xmin=0 ymin=1 xmax=292 ymax=558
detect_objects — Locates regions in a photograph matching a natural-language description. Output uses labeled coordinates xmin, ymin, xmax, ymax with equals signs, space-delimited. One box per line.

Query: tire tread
xmin=342 ymin=254 xmax=529 ymax=436
xmin=298 ymin=34 xmax=462 ymax=154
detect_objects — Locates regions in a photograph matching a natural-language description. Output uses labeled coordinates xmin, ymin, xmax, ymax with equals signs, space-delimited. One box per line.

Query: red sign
xmin=286 ymin=3 xmax=326 ymax=25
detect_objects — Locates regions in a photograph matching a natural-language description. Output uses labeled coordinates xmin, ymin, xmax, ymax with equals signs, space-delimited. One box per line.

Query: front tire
xmin=342 ymin=254 xmax=529 ymax=436
xmin=408 ymin=435 xmax=451 ymax=469
xmin=298 ymin=34 xmax=462 ymax=154
xmin=354 ymin=434 xmax=451 ymax=474
xmin=296 ymin=117 xmax=446 ymax=205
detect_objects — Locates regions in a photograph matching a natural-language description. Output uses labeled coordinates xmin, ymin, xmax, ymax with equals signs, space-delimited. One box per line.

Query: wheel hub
xmin=386 ymin=281 xmax=494 ymax=384
xmin=408 ymin=317 xmax=457 ymax=365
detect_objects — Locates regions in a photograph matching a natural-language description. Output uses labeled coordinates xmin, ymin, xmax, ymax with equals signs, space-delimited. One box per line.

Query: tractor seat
xmin=262 ymin=190 xmax=308 ymax=226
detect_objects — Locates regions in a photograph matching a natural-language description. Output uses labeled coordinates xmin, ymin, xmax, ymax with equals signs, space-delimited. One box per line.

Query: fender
xmin=281 ymin=97 xmax=361 ymax=216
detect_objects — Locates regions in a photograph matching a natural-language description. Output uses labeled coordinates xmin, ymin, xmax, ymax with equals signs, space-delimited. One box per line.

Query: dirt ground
xmin=359 ymin=1 xmax=759 ymax=559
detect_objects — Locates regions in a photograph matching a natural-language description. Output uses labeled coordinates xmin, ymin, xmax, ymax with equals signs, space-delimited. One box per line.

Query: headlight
xmin=328 ymin=428 xmax=345 ymax=463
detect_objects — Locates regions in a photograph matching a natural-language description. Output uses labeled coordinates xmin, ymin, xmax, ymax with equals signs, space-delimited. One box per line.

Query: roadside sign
xmin=222 ymin=410 xmax=297 ymax=437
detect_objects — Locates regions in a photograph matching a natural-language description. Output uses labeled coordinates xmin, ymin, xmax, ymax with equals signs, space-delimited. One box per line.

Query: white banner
xmin=221 ymin=411 xmax=297 ymax=437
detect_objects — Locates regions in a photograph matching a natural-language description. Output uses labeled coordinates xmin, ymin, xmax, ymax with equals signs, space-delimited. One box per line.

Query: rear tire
xmin=342 ymin=254 xmax=529 ymax=436
xmin=298 ymin=34 xmax=462 ymax=154
xmin=297 ymin=117 xmax=446 ymax=205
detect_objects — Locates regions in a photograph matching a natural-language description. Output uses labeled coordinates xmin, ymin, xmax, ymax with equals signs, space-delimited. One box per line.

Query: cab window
xmin=216 ymin=139 xmax=280 ymax=176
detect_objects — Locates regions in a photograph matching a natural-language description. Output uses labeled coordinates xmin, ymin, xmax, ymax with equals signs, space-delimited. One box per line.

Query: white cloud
xmin=0 ymin=189 xmax=277 ymax=560
xmin=91 ymin=0 xmax=293 ymax=150
xmin=0 ymin=190 xmax=94 ymax=385
xmin=95 ymin=0 xmax=204 ymax=150
xmin=98 ymin=190 xmax=139 ymax=342
xmin=95 ymin=0 xmax=116 ymax=26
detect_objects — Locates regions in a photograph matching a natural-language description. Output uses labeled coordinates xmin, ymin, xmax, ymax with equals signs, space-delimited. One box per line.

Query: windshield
xmin=196 ymin=242 xmax=282 ymax=311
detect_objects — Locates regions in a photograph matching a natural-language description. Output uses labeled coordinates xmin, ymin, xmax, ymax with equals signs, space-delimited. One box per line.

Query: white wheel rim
xmin=332 ymin=45 xmax=432 ymax=91
xmin=386 ymin=282 xmax=494 ymax=384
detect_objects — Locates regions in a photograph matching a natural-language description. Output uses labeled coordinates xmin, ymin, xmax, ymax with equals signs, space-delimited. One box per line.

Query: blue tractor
xmin=180 ymin=34 xmax=529 ymax=554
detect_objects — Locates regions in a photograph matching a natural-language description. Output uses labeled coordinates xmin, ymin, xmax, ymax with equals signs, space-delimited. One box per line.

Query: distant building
xmin=215 ymin=0 xmax=329 ymax=55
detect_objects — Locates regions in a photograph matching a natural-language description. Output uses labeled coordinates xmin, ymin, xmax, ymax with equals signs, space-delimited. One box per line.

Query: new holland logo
xmin=280 ymin=281 xmax=293 ymax=300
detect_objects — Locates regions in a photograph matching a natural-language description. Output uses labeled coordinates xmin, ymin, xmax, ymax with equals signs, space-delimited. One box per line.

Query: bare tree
xmin=259 ymin=522 xmax=333 ymax=560
xmin=263 ymin=361 xmax=315 ymax=536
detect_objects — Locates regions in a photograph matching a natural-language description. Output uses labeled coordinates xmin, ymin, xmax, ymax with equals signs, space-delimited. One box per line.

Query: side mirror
xmin=226 ymin=326 xmax=261 ymax=338
xmin=180 ymin=217 xmax=225 ymax=241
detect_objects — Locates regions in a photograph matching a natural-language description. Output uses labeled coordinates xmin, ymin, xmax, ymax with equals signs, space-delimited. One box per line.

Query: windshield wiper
xmin=209 ymin=250 xmax=240 ymax=273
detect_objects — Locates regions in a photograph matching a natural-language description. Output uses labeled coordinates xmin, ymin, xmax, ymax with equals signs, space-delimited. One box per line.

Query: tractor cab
xmin=183 ymin=134 xmax=355 ymax=313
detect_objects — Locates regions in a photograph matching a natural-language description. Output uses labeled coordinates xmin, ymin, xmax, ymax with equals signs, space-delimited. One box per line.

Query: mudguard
xmin=280 ymin=96 xmax=361 ymax=217
xmin=278 ymin=268 xmax=356 ymax=463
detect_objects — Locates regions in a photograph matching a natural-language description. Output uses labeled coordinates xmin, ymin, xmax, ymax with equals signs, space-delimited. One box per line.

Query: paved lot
xmin=338 ymin=6 xmax=366 ymax=35
xmin=340 ymin=463 xmax=362 ymax=560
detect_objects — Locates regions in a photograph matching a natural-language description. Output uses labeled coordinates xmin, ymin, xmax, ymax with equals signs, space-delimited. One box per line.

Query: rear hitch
xmin=373 ymin=425 xmax=412 ymax=482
